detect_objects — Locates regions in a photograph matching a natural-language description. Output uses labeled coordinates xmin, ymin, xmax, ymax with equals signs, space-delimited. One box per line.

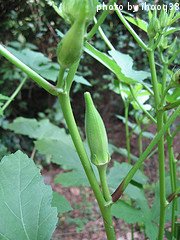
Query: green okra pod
xmin=84 ymin=92 xmax=110 ymax=167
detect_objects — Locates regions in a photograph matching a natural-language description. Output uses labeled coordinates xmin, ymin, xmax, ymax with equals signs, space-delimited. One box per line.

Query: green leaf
xmin=111 ymin=200 xmax=144 ymax=224
xmin=35 ymin=139 xmax=80 ymax=170
xmin=7 ymin=117 xmax=72 ymax=142
xmin=164 ymin=27 xmax=180 ymax=36
xmin=74 ymin=75 xmax=92 ymax=86
xmin=54 ymin=170 xmax=89 ymax=187
xmin=110 ymin=145 xmax=138 ymax=162
xmin=125 ymin=16 xmax=148 ymax=32
xmin=52 ymin=192 xmax=72 ymax=214
xmin=109 ymin=50 xmax=150 ymax=83
xmin=166 ymin=88 xmax=180 ymax=103
xmin=85 ymin=43 xmax=150 ymax=84
xmin=0 ymin=94 xmax=9 ymax=101
xmin=108 ymin=161 xmax=148 ymax=188
xmin=0 ymin=151 xmax=58 ymax=240
xmin=116 ymin=116 xmax=154 ymax=139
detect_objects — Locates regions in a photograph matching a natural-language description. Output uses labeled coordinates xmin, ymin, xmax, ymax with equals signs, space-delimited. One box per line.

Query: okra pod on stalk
xmin=84 ymin=92 xmax=110 ymax=167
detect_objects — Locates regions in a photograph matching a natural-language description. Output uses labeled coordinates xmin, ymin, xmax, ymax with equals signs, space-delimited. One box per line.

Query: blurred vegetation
xmin=0 ymin=0 xmax=179 ymax=155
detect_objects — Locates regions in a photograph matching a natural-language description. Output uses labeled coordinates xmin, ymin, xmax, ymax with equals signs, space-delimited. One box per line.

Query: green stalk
xmin=115 ymin=9 xmax=148 ymax=51
xmin=0 ymin=44 xmax=60 ymax=96
xmin=98 ymin=165 xmax=112 ymax=202
xmin=57 ymin=67 xmax=65 ymax=89
xmin=162 ymin=63 xmax=177 ymax=237
xmin=1 ymin=77 xmax=27 ymax=112
xmin=125 ymin=102 xmax=131 ymax=164
xmin=87 ymin=0 xmax=118 ymax=40
xmin=129 ymin=86 xmax=156 ymax=124
xmin=111 ymin=105 xmax=180 ymax=202
xmin=167 ymin=130 xmax=177 ymax=237
xmin=138 ymin=125 xmax=143 ymax=156
xmin=148 ymin=50 xmax=166 ymax=240
xmin=94 ymin=17 xmax=115 ymax=50
xmin=58 ymin=94 xmax=116 ymax=239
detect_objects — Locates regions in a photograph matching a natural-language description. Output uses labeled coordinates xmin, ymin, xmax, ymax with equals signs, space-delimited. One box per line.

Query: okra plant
xmin=0 ymin=0 xmax=180 ymax=239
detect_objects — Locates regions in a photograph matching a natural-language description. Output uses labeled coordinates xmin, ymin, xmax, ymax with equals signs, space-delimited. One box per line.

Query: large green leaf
xmin=0 ymin=151 xmax=58 ymax=240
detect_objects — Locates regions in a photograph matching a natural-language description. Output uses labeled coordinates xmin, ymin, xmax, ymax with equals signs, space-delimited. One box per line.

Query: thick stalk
xmin=125 ymin=102 xmax=131 ymax=164
xmin=58 ymin=94 xmax=116 ymax=239
xmin=148 ymin=50 xmax=166 ymax=240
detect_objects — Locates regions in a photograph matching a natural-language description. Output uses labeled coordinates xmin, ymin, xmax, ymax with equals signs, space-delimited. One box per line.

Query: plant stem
xmin=111 ymin=105 xmax=180 ymax=202
xmin=148 ymin=50 xmax=166 ymax=240
xmin=137 ymin=122 xmax=143 ymax=156
xmin=115 ymin=9 xmax=148 ymax=51
xmin=98 ymin=165 xmax=112 ymax=202
xmin=2 ymin=77 xmax=27 ymax=112
xmin=125 ymin=102 xmax=131 ymax=164
xmin=167 ymin=130 xmax=177 ymax=238
xmin=57 ymin=67 xmax=65 ymax=89
xmin=0 ymin=44 xmax=60 ymax=96
xmin=94 ymin=17 xmax=115 ymax=50
xmin=58 ymin=93 xmax=116 ymax=239
xmin=129 ymin=85 xmax=156 ymax=124
xmin=87 ymin=0 xmax=118 ymax=40
xmin=162 ymin=61 xmax=177 ymax=237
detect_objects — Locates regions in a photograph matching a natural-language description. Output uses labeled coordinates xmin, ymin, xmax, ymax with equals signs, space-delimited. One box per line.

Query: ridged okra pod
xmin=85 ymin=92 xmax=110 ymax=167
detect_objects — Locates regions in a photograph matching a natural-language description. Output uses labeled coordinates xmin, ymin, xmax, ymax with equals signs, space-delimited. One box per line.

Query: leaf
xmin=116 ymin=116 xmax=154 ymax=139
xmin=52 ymin=192 xmax=72 ymax=214
xmin=110 ymin=145 xmax=138 ymax=162
xmin=111 ymin=200 xmax=144 ymax=224
xmin=54 ymin=170 xmax=89 ymax=187
xmin=0 ymin=94 xmax=9 ymax=101
xmin=85 ymin=43 xmax=150 ymax=85
xmin=0 ymin=151 xmax=58 ymax=240
xmin=7 ymin=117 xmax=72 ymax=142
xmin=109 ymin=50 xmax=150 ymax=83
xmin=166 ymin=88 xmax=180 ymax=103
xmin=74 ymin=75 xmax=91 ymax=86
xmin=108 ymin=161 xmax=148 ymax=188
xmin=35 ymin=139 xmax=80 ymax=170
xmin=164 ymin=27 xmax=180 ymax=36
xmin=125 ymin=16 xmax=148 ymax=32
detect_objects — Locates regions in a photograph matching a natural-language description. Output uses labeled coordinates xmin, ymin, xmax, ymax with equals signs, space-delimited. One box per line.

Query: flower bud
xmin=60 ymin=0 xmax=98 ymax=25
xmin=159 ymin=8 xmax=169 ymax=29
xmin=85 ymin=92 xmax=110 ymax=167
